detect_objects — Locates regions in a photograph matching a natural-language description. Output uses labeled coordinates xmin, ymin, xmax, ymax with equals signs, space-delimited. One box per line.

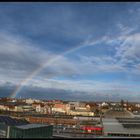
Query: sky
xmin=0 ymin=2 xmax=140 ymax=101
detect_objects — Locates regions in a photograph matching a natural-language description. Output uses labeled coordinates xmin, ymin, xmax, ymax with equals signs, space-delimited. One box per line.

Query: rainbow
xmin=10 ymin=39 xmax=98 ymax=98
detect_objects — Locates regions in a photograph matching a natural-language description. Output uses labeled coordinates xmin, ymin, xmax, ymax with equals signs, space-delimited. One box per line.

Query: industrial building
xmin=0 ymin=115 xmax=29 ymax=138
xmin=102 ymin=103 xmax=140 ymax=137
xmin=8 ymin=124 xmax=53 ymax=138
xmin=0 ymin=115 xmax=53 ymax=138
xmin=103 ymin=117 xmax=140 ymax=137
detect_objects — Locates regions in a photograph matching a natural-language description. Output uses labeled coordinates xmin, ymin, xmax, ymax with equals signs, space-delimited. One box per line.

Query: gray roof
xmin=103 ymin=118 xmax=140 ymax=135
xmin=104 ymin=109 xmax=134 ymax=118
xmin=0 ymin=115 xmax=29 ymax=126
xmin=16 ymin=124 xmax=51 ymax=129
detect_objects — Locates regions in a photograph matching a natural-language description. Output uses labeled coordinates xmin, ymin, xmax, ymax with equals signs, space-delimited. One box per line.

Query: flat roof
xmin=16 ymin=124 xmax=51 ymax=129
xmin=103 ymin=118 xmax=140 ymax=134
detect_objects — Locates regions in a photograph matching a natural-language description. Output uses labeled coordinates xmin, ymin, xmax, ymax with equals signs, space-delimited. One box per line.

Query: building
xmin=103 ymin=118 xmax=140 ymax=137
xmin=0 ymin=115 xmax=53 ymax=138
xmin=52 ymin=103 xmax=70 ymax=114
xmin=66 ymin=102 xmax=95 ymax=116
xmin=86 ymin=103 xmax=99 ymax=111
xmin=8 ymin=124 xmax=53 ymax=138
xmin=101 ymin=102 xmax=140 ymax=137
xmin=0 ymin=115 xmax=29 ymax=138
xmin=68 ymin=101 xmax=80 ymax=110
xmin=0 ymin=102 xmax=34 ymax=112
xmin=25 ymin=98 xmax=34 ymax=104
xmin=32 ymin=102 xmax=49 ymax=114
xmin=68 ymin=109 xmax=94 ymax=116
xmin=17 ymin=103 xmax=34 ymax=112
xmin=104 ymin=103 xmax=134 ymax=118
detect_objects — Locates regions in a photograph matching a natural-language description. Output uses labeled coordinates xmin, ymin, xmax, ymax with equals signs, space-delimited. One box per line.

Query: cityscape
xmin=0 ymin=2 xmax=140 ymax=138
xmin=0 ymin=97 xmax=140 ymax=138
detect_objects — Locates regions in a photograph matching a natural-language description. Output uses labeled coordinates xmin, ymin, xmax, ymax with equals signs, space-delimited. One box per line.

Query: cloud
xmin=0 ymin=31 xmax=56 ymax=83
xmin=0 ymin=27 xmax=140 ymax=87
xmin=0 ymin=31 xmax=91 ymax=84
xmin=0 ymin=30 xmax=120 ymax=85
xmin=77 ymin=55 xmax=125 ymax=73
xmin=27 ymin=78 xmax=140 ymax=95
xmin=0 ymin=3 xmax=140 ymax=100
xmin=114 ymin=33 xmax=140 ymax=72
xmin=1 ymin=80 xmax=140 ymax=101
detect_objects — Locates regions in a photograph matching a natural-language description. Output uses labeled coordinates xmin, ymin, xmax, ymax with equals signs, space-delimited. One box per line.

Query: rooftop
xmin=103 ymin=118 xmax=140 ymax=134
xmin=116 ymin=118 xmax=140 ymax=129
xmin=0 ymin=115 xmax=29 ymax=126
xmin=16 ymin=123 xmax=51 ymax=129
xmin=104 ymin=109 xmax=134 ymax=118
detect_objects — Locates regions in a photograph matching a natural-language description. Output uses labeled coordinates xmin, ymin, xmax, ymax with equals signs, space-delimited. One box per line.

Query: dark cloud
xmin=0 ymin=82 xmax=139 ymax=102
